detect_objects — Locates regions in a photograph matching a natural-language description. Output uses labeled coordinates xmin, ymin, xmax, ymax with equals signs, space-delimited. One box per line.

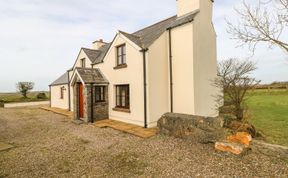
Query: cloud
xmin=0 ymin=0 xmax=287 ymax=92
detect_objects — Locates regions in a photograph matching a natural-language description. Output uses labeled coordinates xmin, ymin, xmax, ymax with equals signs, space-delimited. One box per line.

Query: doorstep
xmin=94 ymin=119 xmax=159 ymax=138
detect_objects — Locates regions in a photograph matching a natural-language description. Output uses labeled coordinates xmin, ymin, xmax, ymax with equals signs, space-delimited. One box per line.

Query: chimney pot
xmin=92 ymin=39 xmax=106 ymax=50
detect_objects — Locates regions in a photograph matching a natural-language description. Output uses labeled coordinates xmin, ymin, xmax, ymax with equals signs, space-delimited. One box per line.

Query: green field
xmin=247 ymin=89 xmax=288 ymax=146
xmin=0 ymin=91 xmax=49 ymax=106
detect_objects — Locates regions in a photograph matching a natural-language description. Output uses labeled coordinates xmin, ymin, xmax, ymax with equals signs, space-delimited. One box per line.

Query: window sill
xmin=113 ymin=64 xmax=127 ymax=70
xmin=113 ymin=107 xmax=131 ymax=113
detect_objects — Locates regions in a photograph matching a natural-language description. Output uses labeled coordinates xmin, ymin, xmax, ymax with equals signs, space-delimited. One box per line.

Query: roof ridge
xmin=82 ymin=47 xmax=100 ymax=52
xmin=132 ymin=15 xmax=176 ymax=34
xmin=119 ymin=30 xmax=140 ymax=38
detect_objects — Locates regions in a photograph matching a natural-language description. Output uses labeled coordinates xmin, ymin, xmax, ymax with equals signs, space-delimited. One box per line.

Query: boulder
xmin=215 ymin=141 xmax=246 ymax=155
xmin=251 ymin=140 xmax=288 ymax=160
xmin=227 ymin=132 xmax=252 ymax=147
xmin=157 ymin=113 xmax=224 ymax=144
xmin=215 ymin=132 xmax=252 ymax=155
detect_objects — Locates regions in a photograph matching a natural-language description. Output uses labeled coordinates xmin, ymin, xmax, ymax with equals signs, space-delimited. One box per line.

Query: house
xmin=49 ymin=0 xmax=218 ymax=128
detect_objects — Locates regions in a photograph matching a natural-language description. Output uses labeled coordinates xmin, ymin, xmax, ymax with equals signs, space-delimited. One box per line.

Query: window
xmin=60 ymin=87 xmax=65 ymax=99
xmin=116 ymin=85 xmax=129 ymax=109
xmin=80 ymin=58 xmax=85 ymax=68
xmin=116 ymin=44 xmax=126 ymax=66
xmin=95 ymin=86 xmax=105 ymax=102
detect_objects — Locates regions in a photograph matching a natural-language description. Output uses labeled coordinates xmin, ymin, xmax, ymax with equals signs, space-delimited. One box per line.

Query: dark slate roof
xmin=91 ymin=11 xmax=199 ymax=64
xmin=76 ymin=68 xmax=108 ymax=84
xmin=119 ymin=31 xmax=143 ymax=47
xmin=119 ymin=11 xmax=199 ymax=48
xmin=132 ymin=16 xmax=177 ymax=48
xmin=93 ymin=43 xmax=112 ymax=64
xmin=82 ymin=48 xmax=102 ymax=63
xmin=167 ymin=11 xmax=199 ymax=29
xmin=50 ymin=72 xmax=69 ymax=86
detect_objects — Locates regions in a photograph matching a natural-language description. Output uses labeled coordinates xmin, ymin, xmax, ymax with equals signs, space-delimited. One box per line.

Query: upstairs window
xmin=116 ymin=85 xmax=130 ymax=109
xmin=80 ymin=58 xmax=86 ymax=68
xmin=60 ymin=86 xmax=65 ymax=99
xmin=116 ymin=44 xmax=126 ymax=66
xmin=95 ymin=86 xmax=105 ymax=102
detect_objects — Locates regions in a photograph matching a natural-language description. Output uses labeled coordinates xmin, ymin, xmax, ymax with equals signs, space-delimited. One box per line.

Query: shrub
xmin=36 ymin=93 xmax=47 ymax=99
xmin=16 ymin=82 xmax=34 ymax=98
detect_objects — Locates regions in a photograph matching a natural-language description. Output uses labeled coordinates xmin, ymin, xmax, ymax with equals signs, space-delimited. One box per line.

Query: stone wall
xmin=93 ymin=86 xmax=109 ymax=121
xmin=84 ymin=84 xmax=92 ymax=122
xmin=73 ymin=83 xmax=79 ymax=120
xmin=158 ymin=113 xmax=224 ymax=143
xmin=73 ymin=82 xmax=109 ymax=123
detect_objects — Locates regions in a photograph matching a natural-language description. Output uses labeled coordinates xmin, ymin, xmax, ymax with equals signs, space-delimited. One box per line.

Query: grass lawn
xmin=246 ymin=89 xmax=288 ymax=146
xmin=0 ymin=91 xmax=49 ymax=105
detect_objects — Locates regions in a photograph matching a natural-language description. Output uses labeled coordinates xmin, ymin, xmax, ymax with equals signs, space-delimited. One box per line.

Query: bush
xmin=36 ymin=93 xmax=47 ymax=99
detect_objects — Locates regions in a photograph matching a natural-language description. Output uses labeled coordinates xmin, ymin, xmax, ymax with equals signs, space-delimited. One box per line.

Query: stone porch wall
xmin=73 ymin=83 xmax=108 ymax=122
xmin=93 ymin=86 xmax=109 ymax=121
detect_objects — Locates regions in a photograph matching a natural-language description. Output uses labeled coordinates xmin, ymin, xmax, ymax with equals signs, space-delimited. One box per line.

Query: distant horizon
xmin=2 ymin=81 xmax=288 ymax=93
xmin=0 ymin=0 xmax=287 ymax=92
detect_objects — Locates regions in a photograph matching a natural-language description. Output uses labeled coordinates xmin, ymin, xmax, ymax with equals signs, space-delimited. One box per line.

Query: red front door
xmin=79 ymin=83 xmax=84 ymax=118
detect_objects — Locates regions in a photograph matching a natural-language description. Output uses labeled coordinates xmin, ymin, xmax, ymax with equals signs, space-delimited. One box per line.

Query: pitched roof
xmin=119 ymin=11 xmax=199 ymax=49
xmin=75 ymin=68 xmax=108 ymax=84
xmin=132 ymin=16 xmax=177 ymax=48
xmin=91 ymin=11 xmax=199 ymax=64
xmin=93 ymin=43 xmax=111 ymax=64
xmin=81 ymin=43 xmax=111 ymax=64
xmin=167 ymin=11 xmax=199 ymax=29
xmin=82 ymin=48 xmax=102 ymax=63
xmin=50 ymin=72 xmax=69 ymax=86
xmin=119 ymin=31 xmax=143 ymax=48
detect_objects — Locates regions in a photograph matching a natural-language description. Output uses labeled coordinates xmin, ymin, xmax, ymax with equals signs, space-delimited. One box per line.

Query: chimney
xmin=92 ymin=39 xmax=106 ymax=50
xmin=177 ymin=0 xmax=213 ymax=18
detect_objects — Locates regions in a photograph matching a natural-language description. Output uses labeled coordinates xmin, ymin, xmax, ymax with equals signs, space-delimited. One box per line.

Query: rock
xmin=251 ymin=140 xmax=288 ymax=160
xmin=227 ymin=132 xmax=252 ymax=147
xmin=157 ymin=113 xmax=224 ymax=144
xmin=215 ymin=141 xmax=246 ymax=155
xmin=227 ymin=121 xmax=257 ymax=137
xmin=215 ymin=132 xmax=252 ymax=155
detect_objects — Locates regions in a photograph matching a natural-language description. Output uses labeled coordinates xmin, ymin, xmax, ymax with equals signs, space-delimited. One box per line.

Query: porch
xmin=71 ymin=68 xmax=109 ymax=123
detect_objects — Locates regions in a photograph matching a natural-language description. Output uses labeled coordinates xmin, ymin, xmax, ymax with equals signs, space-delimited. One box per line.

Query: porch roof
xmin=72 ymin=67 xmax=109 ymax=85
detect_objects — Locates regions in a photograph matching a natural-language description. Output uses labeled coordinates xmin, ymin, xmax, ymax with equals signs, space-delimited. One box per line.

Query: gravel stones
xmin=0 ymin=108 xmax=287 ymax=177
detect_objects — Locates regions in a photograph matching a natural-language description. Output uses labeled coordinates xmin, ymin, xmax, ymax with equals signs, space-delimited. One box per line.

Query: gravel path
xmin=0 ymin=107 xmax=287 ymax=177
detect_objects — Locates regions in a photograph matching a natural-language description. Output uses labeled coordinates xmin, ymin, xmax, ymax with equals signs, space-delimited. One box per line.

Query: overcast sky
xmin=0 ymin=0 xmax=287 ymax=92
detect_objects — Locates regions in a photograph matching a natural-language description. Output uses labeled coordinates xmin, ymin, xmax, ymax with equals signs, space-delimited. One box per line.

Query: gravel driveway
xmin=0 ymin=107 xmax=287 ymax=177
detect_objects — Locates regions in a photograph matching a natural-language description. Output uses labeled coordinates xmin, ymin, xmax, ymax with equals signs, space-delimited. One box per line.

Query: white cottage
xmin=50 ymin=0 xmax=218 ymax=128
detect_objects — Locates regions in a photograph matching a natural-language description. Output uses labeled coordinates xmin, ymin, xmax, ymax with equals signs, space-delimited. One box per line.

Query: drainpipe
xmin=67 ymin=71 xmax=71 ymax=111
xmin=141 ymin=48 xmax=148 ymax=128
xmin=90 ymin=83 xmax=94 ymax=123
xmin=168 ymin=28 xmax=174 ymax=113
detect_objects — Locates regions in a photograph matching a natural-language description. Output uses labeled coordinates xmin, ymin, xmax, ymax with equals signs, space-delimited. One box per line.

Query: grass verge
xmin=0 ymin=92 xmax=49 ymax=106
xmin=247 ymin=89 xmax=288 ymax=146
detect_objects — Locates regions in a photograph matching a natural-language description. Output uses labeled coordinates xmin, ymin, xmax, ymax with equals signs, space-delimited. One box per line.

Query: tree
xmin=214 ymin=59 xmax=260 ymax=121
xmin=227 ymin=0 xmax=288 ymax=54
xmin=16 ymin=82 xmax=34 ymax=98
